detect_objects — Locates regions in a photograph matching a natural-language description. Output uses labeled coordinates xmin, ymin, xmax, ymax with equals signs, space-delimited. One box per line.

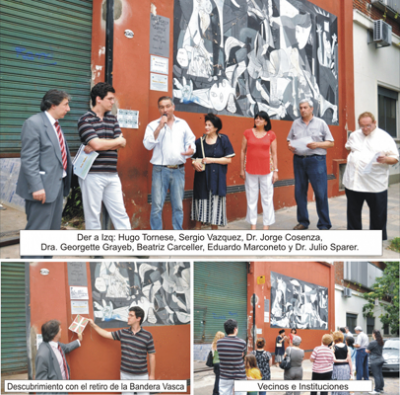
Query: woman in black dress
xmin=275 ymin=329 xmax=287 ymax=367
xmin=191 ymin=113 xmax=235 ymax=229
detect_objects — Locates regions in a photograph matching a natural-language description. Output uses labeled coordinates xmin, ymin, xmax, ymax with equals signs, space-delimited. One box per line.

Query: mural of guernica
xmin=270 ymin=271 xmax=328 ymax=330
xmin=173 ymin=0 xmax=338 ymax=124
xmin=90 ymin=262 xmax=190 ymax=329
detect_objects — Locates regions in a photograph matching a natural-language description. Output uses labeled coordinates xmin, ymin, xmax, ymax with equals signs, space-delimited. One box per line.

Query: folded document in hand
xmin=73 ymin=145 xmax=99 ymax=180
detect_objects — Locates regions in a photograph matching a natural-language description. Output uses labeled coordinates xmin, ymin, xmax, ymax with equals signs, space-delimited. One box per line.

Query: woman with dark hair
xmin=346 ymin=336 xmax=356 ymax=378
xmin=251 ymin=337 xmax=272 ymax=395
xmin=366 ymin=330 xmax=385 ymax=394
xmin=240 ymin=111 xmax=278 ymax=229
xmin=191 ymin=113 xmax=235 ymax=229
xmin=275 ymin=329 xmax=287 ymax=367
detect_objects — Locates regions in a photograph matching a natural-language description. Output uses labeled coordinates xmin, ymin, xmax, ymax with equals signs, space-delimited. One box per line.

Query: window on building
xmin=346 ymin=313 xmax=358 ymax=332
xmin=378 ymin=86 xmax=398 ymax=138
xmin=367 ymin=316 xmax=375 ymax=335
xmin=383 ymin=321 xmax=389 ymax=335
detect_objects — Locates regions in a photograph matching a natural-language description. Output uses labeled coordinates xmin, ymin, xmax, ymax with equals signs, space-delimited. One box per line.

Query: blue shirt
xmin=192 ymin=134 xmax=235 ymax=199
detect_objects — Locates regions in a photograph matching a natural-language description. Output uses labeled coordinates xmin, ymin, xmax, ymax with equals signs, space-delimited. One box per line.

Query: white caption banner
xmin=235 ymin=380 xmax=372 ymax=392
xmin=20 ymin=230 xmax=382 ymax=256
xmin=5 ymin=380 xmax=186 ymax=393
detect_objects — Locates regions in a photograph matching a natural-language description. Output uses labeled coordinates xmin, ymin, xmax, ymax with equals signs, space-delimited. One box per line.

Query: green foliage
xmin=362 ymin=262 xmax=399 ymax=334
xmin=62 ymin=186 xmax=84 ymax=222
xmin=389 ymin=237 xmax=400 ymax=253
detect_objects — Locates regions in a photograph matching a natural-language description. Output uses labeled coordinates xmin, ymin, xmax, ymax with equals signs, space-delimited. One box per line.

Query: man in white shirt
xmin=343 ymin=112 xmax=399 ymax=240
xmin=35 ymin=320 xmax=82 ymax=392
xmin=143 ymin=96 xmax=196 ymax=229
xmin=354 ymin=326 xmax=369 ymax=380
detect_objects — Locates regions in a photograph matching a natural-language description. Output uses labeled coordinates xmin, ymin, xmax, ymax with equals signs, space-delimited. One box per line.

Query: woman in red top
xmin=240 ymin=111 xmax=278 ymax=229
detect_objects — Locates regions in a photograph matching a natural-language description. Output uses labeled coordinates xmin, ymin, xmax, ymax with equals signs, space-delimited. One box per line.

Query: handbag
xmin=279 ymin=347 xmax=292 ymax=370
xmin=194 ymin=137 xmax=206 ymax=171
xmin=206 ymin=350 xmax=214 ymax=368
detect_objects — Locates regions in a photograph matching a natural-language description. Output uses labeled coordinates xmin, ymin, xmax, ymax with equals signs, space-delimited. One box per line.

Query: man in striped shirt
xmin=88 ymin=306 xmax=155 ymax=395
xmin=216 ymin=319 xmax=247 ymax=395
xmin=78 ymin=82 xmax=131 ymax=230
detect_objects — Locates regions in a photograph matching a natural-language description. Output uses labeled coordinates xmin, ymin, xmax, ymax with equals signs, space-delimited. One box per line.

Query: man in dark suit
xmin=35 ymin=320 xmax=82 ymax=391
xmin=16 ymin=89 xmax=72 ymax=231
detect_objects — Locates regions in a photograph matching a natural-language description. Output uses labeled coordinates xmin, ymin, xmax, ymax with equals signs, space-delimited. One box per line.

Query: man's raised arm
xmin=88 ymin=319 xmax=113 ymax=339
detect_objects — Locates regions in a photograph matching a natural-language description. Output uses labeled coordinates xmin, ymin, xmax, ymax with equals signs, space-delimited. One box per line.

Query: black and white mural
xmin=173 ymin=0 xmax=338 ymax=124
xmin=270 ymin=271 xmax=328 ymax=329
xmin=90 ymin=262 xmax=190 ymax=329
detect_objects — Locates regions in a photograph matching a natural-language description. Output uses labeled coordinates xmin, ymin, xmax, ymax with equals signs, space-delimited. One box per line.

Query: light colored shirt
xmin=311 ymin=344 xmax=334 ymax=373
xmin=355 ymin=331 xmax=369 ymax=349
xmin=143 ymin=116 xmax=196 ymax=165
xmin=287 ymin=116 xmax=334 ymax=156
xmin=343 ymin=127 xmax=399 ymax=193
xmin=45 ymin=111 xmax=67 ymax=178
xmin=49 ymin=340 xmax=81 ymax=379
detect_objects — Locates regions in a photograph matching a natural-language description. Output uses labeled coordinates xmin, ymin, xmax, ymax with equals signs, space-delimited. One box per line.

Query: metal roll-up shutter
xmin=194 ymin=262 xmax=248 ymax=343
xmin=0 ymin=0 xmax=93 ymax=155
xmin=1 ymin=262 xmax=28 ymax=374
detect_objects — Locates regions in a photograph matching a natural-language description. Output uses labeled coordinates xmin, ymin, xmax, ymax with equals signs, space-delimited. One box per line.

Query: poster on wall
xmin=172 ymin=0 xmax=338 ymax=124
xmin=270 ymin=271 xmax=328 ymax=329
xmin=90 ymin=262 xmax=191 ymax=329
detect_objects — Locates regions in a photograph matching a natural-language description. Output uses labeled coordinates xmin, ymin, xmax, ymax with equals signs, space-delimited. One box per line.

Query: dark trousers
xmin=345 ymin=188 xmax=388 ymax=240
xmin=213 ymin=363 xmax=220 ymax=395
xmin=293 ymin=155 xmax=331 ymax=229
xmin=21 ymin=183 xmax=64 ymax=259
xmin=356 ymin=348 xmax=369 ymax=380
xmin=370 ymin=361 xmax=384 ymax=392
xmin=310 ymin=371 xmax=332 ymax=395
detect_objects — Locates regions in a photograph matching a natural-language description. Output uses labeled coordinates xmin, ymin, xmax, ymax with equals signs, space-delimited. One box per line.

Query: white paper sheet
xmin=71 ymin=300 xmax=89 ymax=314
xmin=72 ymin=145 xmax=99 ymax=180
xmin=288 ymin=136 xmax=314 ymax=155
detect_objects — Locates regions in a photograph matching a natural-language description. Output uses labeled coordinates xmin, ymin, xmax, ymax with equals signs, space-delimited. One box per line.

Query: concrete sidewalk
xmin=1 ymin=184 xmax=399 ymax=260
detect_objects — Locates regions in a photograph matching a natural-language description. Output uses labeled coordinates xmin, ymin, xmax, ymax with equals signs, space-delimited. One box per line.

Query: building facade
xmin=353 ymin=0 xmax=400 ymax=184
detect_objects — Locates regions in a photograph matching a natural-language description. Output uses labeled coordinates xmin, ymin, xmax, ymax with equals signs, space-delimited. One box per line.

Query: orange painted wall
xmin=90 ymin=0 xmax=355 ymax=229
xmin=247 ymin=262 xmax=335 ymax=359
xmin=30 ymin=262 xmax=190 ymax=394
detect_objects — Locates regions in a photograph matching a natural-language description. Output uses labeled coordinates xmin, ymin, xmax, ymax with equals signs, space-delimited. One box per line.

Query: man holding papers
xmin=78 ymin=82 xmax=131 ymax=230
xmin=287 ymin=99 xmax=334 ymax=230
xmin=35 ymin=320 xmax=82 ymax=388
xmin=88 ymin=306 xmax=156 ymax=395
xmin=343 ymin=112 xmax=398 ymax=240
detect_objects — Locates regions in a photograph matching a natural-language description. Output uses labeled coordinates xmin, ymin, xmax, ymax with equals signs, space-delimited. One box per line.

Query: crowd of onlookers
xmin=209 ymin=320 xmax=386 ymax=395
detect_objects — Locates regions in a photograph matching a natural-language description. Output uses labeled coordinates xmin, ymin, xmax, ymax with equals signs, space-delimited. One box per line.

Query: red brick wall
xmin=353 ymin=0 xmax=400 ymax=36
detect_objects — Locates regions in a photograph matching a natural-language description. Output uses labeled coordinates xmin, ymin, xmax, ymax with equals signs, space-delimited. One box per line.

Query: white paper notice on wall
xmin=70 ymin=286 xmax=89 ymax=300
xmin=150 ymin=73 xmax=168 ymax=92
xmin=256 ymin=328 xmax=262 ymax=334
xmin=71 ymin=300 xmax=89 ymax=314
xmin=117 ymin=109 xmax=139 ymax=129
xmin=150 ymin=55 xmax=169 ymax=74
xmin=264 ymin=312 xmax=269 ymax=323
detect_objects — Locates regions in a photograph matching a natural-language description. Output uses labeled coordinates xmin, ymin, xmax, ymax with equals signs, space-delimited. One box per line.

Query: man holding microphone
xmin=143 ymin=96 xmax=195 ymax=230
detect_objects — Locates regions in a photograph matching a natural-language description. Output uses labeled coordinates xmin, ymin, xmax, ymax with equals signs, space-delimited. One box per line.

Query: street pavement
xmin=0 ymin=184 xmax=399 ymax=260
xmin=194 ymin=359 xmax=399 ymax=395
